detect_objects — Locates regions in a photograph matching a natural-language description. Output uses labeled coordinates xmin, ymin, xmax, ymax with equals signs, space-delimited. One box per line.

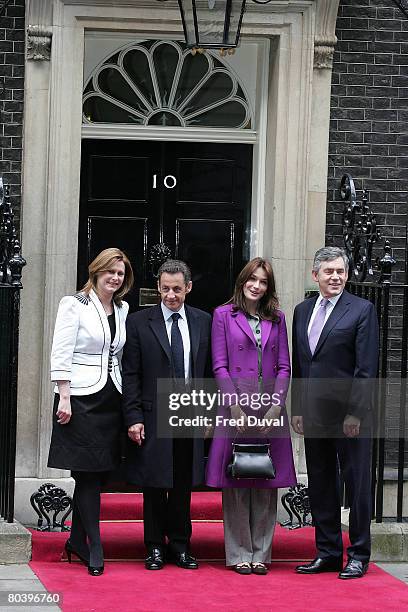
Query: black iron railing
xmin=0 ymin=178 xmax=25 ymax=522
xmin=347 ymin=280 xmax=408 ymax=523
xmin=341 ymin=174 xmax=407 ymax=523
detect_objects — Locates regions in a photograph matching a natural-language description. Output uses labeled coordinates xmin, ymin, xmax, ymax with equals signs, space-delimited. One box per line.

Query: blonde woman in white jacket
xmin=48 ymin=248 xmax=133 ymax=576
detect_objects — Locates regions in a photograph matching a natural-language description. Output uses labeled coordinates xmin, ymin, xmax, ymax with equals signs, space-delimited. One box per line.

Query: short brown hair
xmin=230 ymin=257 xmax=279 ymax=321
xmin=82 ymin=248 xmax=134 ymax=305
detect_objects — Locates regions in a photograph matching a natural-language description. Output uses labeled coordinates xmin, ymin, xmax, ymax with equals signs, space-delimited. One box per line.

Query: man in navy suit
xmin=291 ymin=247 xmax=379 ymax=579
xmin=122 ymin=260 xmax=211 ymax=571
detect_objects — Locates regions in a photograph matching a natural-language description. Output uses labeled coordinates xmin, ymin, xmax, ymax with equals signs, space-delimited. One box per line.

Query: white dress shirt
xmin=161 ymin=302 xmax=191 ymax=380
xmin=307 ymin=291 xmax=343 ymax=337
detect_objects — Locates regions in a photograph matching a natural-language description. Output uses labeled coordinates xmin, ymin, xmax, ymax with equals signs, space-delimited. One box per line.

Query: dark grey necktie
xmin=171 ymin=312 xmax=185 ymax=380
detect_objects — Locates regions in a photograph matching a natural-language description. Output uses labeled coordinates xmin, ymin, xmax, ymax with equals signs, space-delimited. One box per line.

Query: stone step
xmin=0 ymin=519 xmax=32 ymax=563
xmin=371 ymin=522 xmax=408 ymax=562
xmin=342 ymin=509 xmax=408 ymax=562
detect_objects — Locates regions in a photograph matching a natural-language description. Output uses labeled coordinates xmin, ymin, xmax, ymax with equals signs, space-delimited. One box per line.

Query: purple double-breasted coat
xmin=205 ymin=304 xmax=296 ymax=489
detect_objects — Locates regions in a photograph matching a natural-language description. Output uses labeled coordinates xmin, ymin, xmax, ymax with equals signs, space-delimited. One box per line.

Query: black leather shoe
xmin=172 ymin=552 xmax=199 ymax=570
xmin=338 ymin=558 xmax=368 ymax=579
xmin=296 ymin=557 xmax=343 ymax=574
xmin=145 ymin=547 xmax=165 ymax=570
xmin=88 ymin=564 xmax=104 ymax=576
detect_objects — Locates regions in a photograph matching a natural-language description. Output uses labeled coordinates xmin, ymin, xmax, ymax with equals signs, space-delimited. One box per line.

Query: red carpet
xmin=30 ymin=522 xmax=322 ymax=562
xmin=29 ymin=492 xmax=408 ymax=612
xmin=100 ymin=491 xmax=222 ymax=521
xmin=30 ymin=561 xmax=408 ymax=612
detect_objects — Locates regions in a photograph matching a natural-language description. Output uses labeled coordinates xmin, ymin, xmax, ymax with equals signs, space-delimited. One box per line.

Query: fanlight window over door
xmin=83 ymin=40 xmax=252 ymax=129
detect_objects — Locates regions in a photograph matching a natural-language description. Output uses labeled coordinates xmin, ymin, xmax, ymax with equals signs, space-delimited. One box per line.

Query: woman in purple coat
xmin=206 ymin=257 xmax=296 ymax=574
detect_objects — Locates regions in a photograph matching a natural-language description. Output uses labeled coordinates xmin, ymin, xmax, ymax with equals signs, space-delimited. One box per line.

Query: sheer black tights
xmin=71 ymin=471 xmax=107 ymax=568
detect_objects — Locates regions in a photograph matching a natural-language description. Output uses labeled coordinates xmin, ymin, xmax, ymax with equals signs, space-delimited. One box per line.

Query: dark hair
xmin=229 ymin=257 xmax=279 ymax=321
xmin=82 ymin=248 xmax=134 ymax=305
xmin=157 ymin=259 xmax=191 ymax=285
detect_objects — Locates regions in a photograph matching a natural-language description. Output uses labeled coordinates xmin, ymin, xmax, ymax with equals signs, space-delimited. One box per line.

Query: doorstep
xmin=342 ymin=509 xmax=408 ymax=562
xmin=0 ymin=519 xmax=31 ymax=563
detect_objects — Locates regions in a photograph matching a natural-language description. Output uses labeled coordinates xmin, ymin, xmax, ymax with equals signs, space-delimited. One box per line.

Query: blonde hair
xmin=82 ymin=248 xmax=134 ymax=305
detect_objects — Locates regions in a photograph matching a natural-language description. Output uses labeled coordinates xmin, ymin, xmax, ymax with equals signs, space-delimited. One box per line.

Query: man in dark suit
xmin=291 ymin=247 xmax=379 ymax=579
xmin=122 ymin=260 xmax=211 ymax=570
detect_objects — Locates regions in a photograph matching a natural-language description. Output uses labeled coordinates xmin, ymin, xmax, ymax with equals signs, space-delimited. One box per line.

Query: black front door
xmin=78 ymin=139 xmax=253 ymax=312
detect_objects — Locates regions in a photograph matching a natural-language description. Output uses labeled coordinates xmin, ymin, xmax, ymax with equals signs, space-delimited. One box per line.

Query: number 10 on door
xmin=152 ymin=174 xmax=177 ymax=189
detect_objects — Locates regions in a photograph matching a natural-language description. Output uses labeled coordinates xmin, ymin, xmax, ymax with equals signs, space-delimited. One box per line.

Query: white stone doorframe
xmin=16 ymin=0 xmax=339 ymax=523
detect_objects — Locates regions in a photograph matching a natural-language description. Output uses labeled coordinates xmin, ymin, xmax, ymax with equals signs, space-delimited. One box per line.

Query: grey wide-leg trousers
xmin=222 ymin=488 xmax=278 ymax=566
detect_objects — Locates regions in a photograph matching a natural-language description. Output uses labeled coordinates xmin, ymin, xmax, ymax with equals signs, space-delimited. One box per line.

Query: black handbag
xmin=227 ymin=443 xmax=276 ymax=480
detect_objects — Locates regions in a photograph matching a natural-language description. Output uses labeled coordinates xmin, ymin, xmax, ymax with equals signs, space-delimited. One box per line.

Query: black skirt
xmin=47 ymin=377 xmax=122 ymax=472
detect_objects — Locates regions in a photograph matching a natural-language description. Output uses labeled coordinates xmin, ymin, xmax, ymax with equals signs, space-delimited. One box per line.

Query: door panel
xmin=177 ymin=158 xmax=235 ymax=204
xmin=78 ymin=140 xmax=252 ymax=313
xmin=87 ymin=216 xmax=147 ymax=308
xmin=176 ymin=219 xmax=235 ymax=311
xmin=88 ymin=156 xmax=150 ymax=202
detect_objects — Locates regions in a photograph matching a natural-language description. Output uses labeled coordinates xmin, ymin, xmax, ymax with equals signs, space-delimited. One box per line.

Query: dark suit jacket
xmin=121 ymin=304 xmax=212 ymax=488
xmin=291 ymin=290 xmax=379 ymax=426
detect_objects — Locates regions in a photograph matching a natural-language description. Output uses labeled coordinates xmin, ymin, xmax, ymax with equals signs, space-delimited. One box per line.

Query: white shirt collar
xmin=317 ymin=291 xmax=343 ymax=307
xmin=161 ymin=302 xmax=187 ymax=322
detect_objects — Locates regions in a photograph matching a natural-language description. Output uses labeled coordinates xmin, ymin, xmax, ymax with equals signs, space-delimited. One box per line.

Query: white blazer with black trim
xmin=50 ymin=289 xmax=129 ymax=396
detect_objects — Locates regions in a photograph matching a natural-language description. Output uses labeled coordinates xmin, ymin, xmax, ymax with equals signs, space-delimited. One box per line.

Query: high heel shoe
xmin=88 ymin=543 xmax=104 ymax=576
xmin=88 ymin=564 xmax=104 ymax=576
xmin=64 ymin=540 xmax=89 ymax=566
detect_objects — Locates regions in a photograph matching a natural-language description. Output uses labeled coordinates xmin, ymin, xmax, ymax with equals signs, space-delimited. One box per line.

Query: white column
xmin=298 ymin=0 xmax=340 ymax=473
xmin=36 ymin=1 xmax=85 ymax=477
xmin=305 ymin=0 xmax=340 ymax=286
xmin=17 ymin=0 xmax=54 ymax=479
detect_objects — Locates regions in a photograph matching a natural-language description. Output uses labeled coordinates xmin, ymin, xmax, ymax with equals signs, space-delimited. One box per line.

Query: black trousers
xmin=143 ymin=439 xmax=193 ymax=554
xmin=304 ymin=434 xmax=372 ymax=563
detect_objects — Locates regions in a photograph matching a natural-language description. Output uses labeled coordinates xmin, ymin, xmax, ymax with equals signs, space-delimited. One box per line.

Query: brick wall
xmin=0 ymin=0 xmax=25 ymax=227
xmin=327 ymin=0 xmax=408 ymax=283
xmin=328 ymin=0 xmax=408 ymax=470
